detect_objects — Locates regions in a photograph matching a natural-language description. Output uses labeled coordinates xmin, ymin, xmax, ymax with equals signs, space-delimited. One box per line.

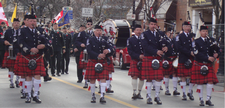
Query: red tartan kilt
xmin=17 ymin=54 xmax=46 ymax=77
xmin=177 ymin=63 xmax=192 ymax=77
xmin=85 ymin=59 xmax=109 ymax=80
xmin=78 ymin=51 xmax=87 ymax=69
xmin=190 ymin=61 xmax=218 ymax=84
xmin=128 ymin=59 xmax=142 ymax=79
xmin=163 ymin=56 xmax=177 ymax=76
xmin=2 ymin=51 xmax=16 ymax=68
xmin=108 ymin=57 xmax=114 ymax=72
xmin=14 ymin=53 xmax=21 ymax=75
xmin=141 ymin=56 xmax=163 ymax=81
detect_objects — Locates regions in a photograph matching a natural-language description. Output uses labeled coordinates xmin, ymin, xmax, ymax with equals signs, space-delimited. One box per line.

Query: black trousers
xmin=0 ymin=50 xmax=5 ymax=67
xmin=62 ymin=51 xmax=70 ymax=73
xmin=75 ymin=55 xmax=83 ymax=82
xmin=51 ymin=51 xmax=62 ymax=74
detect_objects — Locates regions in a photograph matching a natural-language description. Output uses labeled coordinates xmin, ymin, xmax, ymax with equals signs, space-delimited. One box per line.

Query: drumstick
xmin=8 ymin=44 xmax=12 ymax=46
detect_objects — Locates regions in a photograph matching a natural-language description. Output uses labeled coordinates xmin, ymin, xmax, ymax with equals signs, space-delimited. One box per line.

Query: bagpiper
xmin=85 ymin=24 xmax=114 ymax=103
xmin=127 ymin=24 xmax=144 ymax=99
xmin=191 ymin=25 xmax=220 ymax=106
xmin=177 ymin=21 xmax=195 ymax=100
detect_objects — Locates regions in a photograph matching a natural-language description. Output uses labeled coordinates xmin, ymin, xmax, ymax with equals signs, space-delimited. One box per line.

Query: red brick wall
xmin=176 ymin=0 xmax=188 ymax=32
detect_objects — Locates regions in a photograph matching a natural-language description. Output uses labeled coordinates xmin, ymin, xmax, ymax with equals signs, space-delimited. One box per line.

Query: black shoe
xmin=15 ymin=81 xmax=20 ymax=88
xmin=25 ymin=94 xmax=31 ymax=103
xmin=182 ymin=93 xmax=187 ymax=100
xmin=33 ymin=96 xmax=42 ymax=103
xmin=20 ymin=89 xmax=23 ymax=94
xmin=160 ymin=86 xmax=163 ymax=90
xmin=205 ymin=100 xmax=214 ymax=106
xmin=10 ymin=84 xmax=15 ymax=88
xmin=152 ymin=86 xmax=155 ymax=91
xmin=56 ymin=73 xmax=61 ymax=76
xmin=154 ymin=97 xmax=162 ymax=105
xmin=100 ymin=97 xmax=106 ymax=104
xmin=187 ymin=91 xmax=194 ymax=100
xmin=65 ymin=71 xmax=69 ymax=74
xmin=146 ymin=94 xmax=152 ymax=104
xmin=44 ymin=77 xmax=52 ymax=82
xmin=173 ymin=90 xmax=180 ymax=96
xmin=132 ymin=93 xmax=137 ymax=99
xmin=199 ymin=100 xmax=205 ymax=106
xmin=91 ymin=93 xmax=96 ymax=103
xmin=77 ymin=81 xmax=82 ymax=83
xmin=52 ymin=74 xmax=55 ymax=77
xmin=165 ymin=90 xmax=171 ymax=95
xmin=83 ymin=83 xmax=88 ymax=88
xmin=21 ymin=93 xmax=26 ymax=99
xmin=136 ymin=93 xmax=143 ymax=99
xmin=106 ymin=88 xmax=114 ymax=93
xmin=61 ymin=72 xmax=64 ymax=74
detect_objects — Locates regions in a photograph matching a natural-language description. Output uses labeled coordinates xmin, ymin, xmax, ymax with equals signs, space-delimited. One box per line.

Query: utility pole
xmin=132 ymin=0 xmax=135 ymax=29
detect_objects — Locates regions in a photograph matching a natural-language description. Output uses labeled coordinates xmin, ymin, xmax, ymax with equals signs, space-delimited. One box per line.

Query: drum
xmin=102 ymin=19 xmax=132 ymax=48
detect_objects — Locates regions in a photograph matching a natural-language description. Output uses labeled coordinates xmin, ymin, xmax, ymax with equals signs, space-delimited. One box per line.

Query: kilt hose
xmin=141 ymin=56 xmax=163 ymax=81
xmin=163 ymin=56 xmax=177 ymax=76
xmin=14 ymin=53 xmax=21 ymax=75
xmin=190 ymin=61 xmax=218 ymax=84
xmin=128 ymin=59 xmax=142 ymax=79
xmin=2 ymin=51 xmax=16 ymax=69
xmin=177 ymin=63 xmax=192 ymax=77
xmin=78 ymin=51 xmax=87 ymax=69
xmin=108 ymin=57 xmax=114 ymax=73
xmin=85 ymin=59 xmax=109 ymax=80
xmin=17 ymin=54 xmax=46 ymax=77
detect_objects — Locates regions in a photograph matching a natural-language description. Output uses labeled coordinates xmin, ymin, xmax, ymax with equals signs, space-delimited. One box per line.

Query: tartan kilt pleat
xmin=14 ymin=53 xmax=21 ymax=75
xmin=2 ymin=51 xmax=16 ymax=68
xmin=141 ymin=56 xmax=163 ymax=81
xmin=108 ymin=57 xmax=114 ymax=73
xmin=177 ymin=63 xmax=192 ymax=77
xmin=85 ymin=59 xmax=109 ymax=80
xmin=78 ymin=51 xmax=87 ymax=69
xmin=128 ymin=59 xmax=142 ymax=79
xmin=17 ymin=54 xmax=46 ymax=77
xmin=190 ymin=61 xmax=218 ymax=84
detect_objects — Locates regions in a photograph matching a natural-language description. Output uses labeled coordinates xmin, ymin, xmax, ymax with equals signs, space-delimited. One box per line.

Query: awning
xmin=156 ymin=0 xmax=173 ymax=19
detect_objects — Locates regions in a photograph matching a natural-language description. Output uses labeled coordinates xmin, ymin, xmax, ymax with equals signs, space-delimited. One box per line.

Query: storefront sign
xmin=189 ymin=0 xmax=212 ymax=7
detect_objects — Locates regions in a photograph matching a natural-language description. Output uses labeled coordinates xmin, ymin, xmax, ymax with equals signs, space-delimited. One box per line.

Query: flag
xmin=58 ymin=11 xmax=70 ymax=28
xmin=52 ymin=10 xmax=63 ymax=23
xmin=11 ymin=3 xmax=17 ymax=23
xmin=0 ymin=2 xmax=8 ymax=26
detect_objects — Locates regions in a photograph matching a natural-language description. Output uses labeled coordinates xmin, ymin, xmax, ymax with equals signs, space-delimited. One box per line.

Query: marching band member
xmin=141 ymin=18 xmax=169 ymax=105
xmin=127 ymin=24 xmax=144 ymax=99
xmin=177 ymin=21 xmax=195 ymax=100
xmin=162 ymin=29 xmax=180 ymax=96
xmin=191 ymin=25 xmax=219 ymax=106
xmin=1 ymin=18 xmax=21 ymax=88
xmin=85 ymin=25 xmax=114 ymax=103
xmin=61 ymin=26 xmax=72 ymax=74
xmin=18 ymin=14 xmax=49 ymax=103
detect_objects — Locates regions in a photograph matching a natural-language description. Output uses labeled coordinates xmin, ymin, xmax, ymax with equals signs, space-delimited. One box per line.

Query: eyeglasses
xmin=87 ymin=24 xmax=92 ymax=25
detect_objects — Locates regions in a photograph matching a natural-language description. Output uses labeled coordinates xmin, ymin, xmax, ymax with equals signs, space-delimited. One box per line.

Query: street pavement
xmin=0 ymin=57 xmax=224 ymax=108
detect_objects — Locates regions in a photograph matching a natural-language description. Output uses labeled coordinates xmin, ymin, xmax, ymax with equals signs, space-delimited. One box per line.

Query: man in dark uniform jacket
xmin=141 ymin=18 xmax=169 ymax=105
xmin=61 ymin=26 xmax=72 ymax=74
xmin=72 ymin=25 xmax=86 ymax=83
xmin=18 ymin=15 xmax=50 ymax=103
xmin=50 ymin=23 xmax=65 ymax=76
xmin=191 ymin=25 xmax=219 ymax=106
xmin=85 ymin=25 xmax=114 ymax=104
xmin=162 ymin=29 xmax=180 ymax=96
xmin=127 ymin=24 xmax=144 ymax=99
xmin=86 ymin=18 xmax=94 ymax=37
xmin=76 ymin=22 xmax=91 ymax=88
xmin=0 ymin=23 xmax=4 ymax=68
xmin=0 ymin=18 xmax=21 ymax=88
xmin=177 ymin=21 xmax=195 ymax=101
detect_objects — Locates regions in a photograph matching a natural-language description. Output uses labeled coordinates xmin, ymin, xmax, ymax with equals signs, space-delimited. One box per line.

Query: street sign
xmin=82 ymin=8 xmax=93 ymax=17
xmin=127 ymin=14 xmax=135 ymax=20
xmin=62 ymin=6 xmax=73 ymax=19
